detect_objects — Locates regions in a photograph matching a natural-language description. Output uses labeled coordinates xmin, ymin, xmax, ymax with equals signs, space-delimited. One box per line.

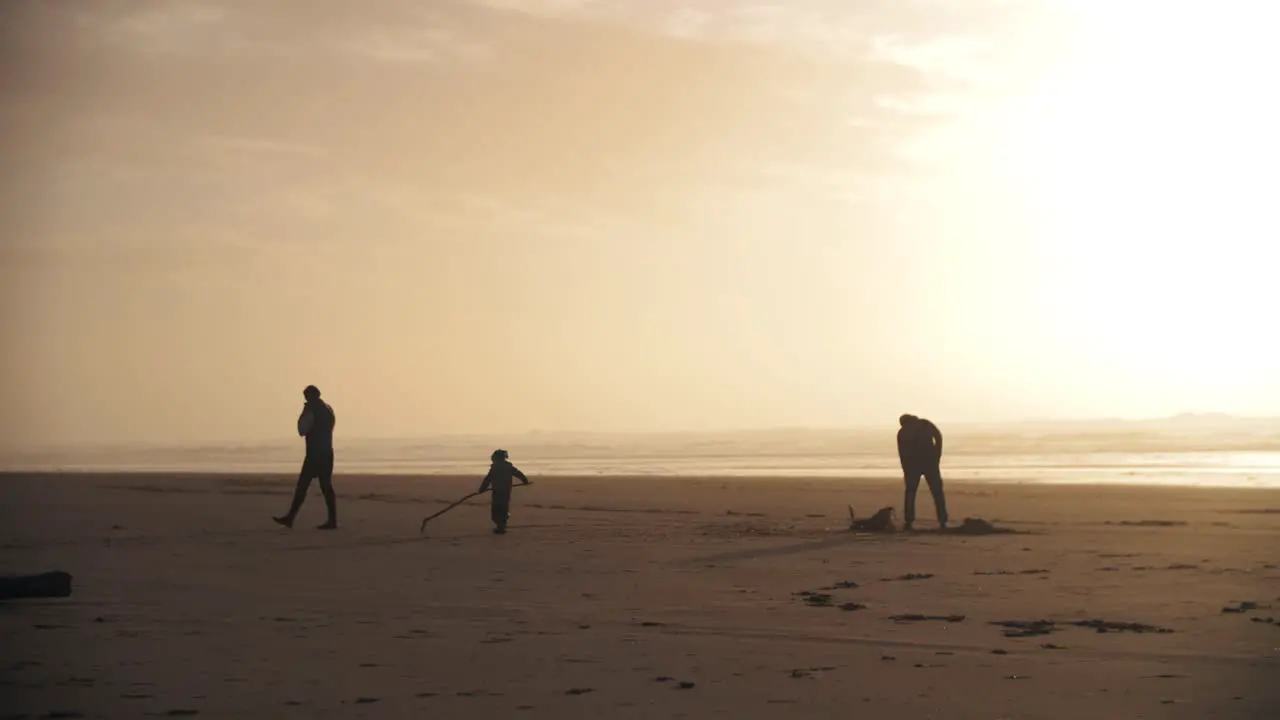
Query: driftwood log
xmin=0 ymin=571 xmax=73 ymax=601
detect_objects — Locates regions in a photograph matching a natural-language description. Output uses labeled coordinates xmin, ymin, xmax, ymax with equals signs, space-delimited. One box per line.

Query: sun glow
xmin=1000 ymin=3 xmax=1280 ymax=396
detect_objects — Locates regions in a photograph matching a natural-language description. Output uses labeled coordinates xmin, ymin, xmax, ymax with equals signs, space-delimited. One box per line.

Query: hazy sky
xmin=2 ymin=0 xmax=1278 ymax=446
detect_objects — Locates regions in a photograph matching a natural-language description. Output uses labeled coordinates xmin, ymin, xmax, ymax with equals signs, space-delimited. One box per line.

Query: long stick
xmin=420 ymin=490 xmax=485 ymax=533
xmin=418 ymin=482 xmax=535 ymax=534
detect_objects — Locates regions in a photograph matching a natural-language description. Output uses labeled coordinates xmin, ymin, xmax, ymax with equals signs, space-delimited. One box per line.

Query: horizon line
xmin=4 ymin=412 xmax=1278 ymax=453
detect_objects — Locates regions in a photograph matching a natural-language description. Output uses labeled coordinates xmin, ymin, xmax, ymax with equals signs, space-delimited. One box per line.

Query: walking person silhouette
xmin=273 ymin=385 xmax=338 ymax=530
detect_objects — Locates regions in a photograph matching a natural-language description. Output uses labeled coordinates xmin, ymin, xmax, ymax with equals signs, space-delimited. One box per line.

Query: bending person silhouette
xmin=897 ymin=413 xmax=948 ymax=531
xmin=274 ymin=385 xmax=338 ymax=530
xmin=478 ymin=449 xmax=529 ymax=534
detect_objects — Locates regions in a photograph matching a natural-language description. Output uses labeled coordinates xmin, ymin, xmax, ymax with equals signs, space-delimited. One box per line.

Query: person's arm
xmin=512 ymin=466 xmax=530 ymax=484
xmin=896 ymin=429 xmax=908 ymax=465
xmin=297 ymin=406 xmax=314 ymax=437
xmin=929 ymin=422 xmax=943 ymax=460
xmin=478 ymin=468 xmax=494 ymax=494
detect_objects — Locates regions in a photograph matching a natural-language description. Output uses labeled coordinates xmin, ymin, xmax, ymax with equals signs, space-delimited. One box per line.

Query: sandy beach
xmin=2 ymin=472 xmax=1278 ymax=719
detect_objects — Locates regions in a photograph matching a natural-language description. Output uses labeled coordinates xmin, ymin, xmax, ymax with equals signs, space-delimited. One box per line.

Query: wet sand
xmin=2 ymin=472 xmax=1278 ymax=718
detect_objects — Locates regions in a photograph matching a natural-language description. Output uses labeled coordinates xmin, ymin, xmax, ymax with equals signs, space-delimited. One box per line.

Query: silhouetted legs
xmin=903 ymin=464 xmax=948 ymax=530
xmin=274 ymin=452 xmax=337 ymax=529
xmin=491 ymin=491 xmax=511 ymax=534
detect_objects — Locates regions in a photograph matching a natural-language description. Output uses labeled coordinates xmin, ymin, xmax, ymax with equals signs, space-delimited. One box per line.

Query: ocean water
xmin=4 ymin=439 xmax=1280 ymax=488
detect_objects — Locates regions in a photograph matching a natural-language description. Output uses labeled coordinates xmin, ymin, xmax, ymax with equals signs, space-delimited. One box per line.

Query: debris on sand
xmin=796 ymin=585 xmax=866 ymax=611
xmin=889 ymin=614 xmax=965 ymax=623
xmin=1250 ymin=617 xmax=1279 ymax=626
xmin=1222 ymin=601 xmax=1260 ymax=614
xmin=992 ymin=619 xmax=1173 ymax=636
xmin=848 ymin=506 xmax=897 ymax=533
xmin=1110 ymin=520 xmax=1188 ymax=527
xmin=789 ymin=666 xmax=836 ymax=679
xmin=943 ymin=518 xmax=1021 ymax=536
xmin=882 ymin=573 xmax=935 ymax=582
xmin=975 ymin=569 xmax=1049 ymax=576
xmin=0 ymin=571 xmax=73 ymax=601
xmin=991 ymin=620 xmax=1058 ymax=638
xmin=1069 ymin=620 xmax=1173 ymax=634
xmin=820 ymin=581 xmax=860 ymax=590
xmin=795 ymin=591 xmax=836 ymax=608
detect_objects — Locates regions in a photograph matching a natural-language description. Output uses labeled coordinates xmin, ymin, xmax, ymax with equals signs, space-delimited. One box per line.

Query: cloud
xmin=344 ymin=24 xmax=491 ymax=65
xmin=4 ymin=0 xmax=1044 ymax=262
xmin=469 ymin=0 xmax=604 ymax=16
xmin=87 ymin=1 xmax=229 ymax=55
